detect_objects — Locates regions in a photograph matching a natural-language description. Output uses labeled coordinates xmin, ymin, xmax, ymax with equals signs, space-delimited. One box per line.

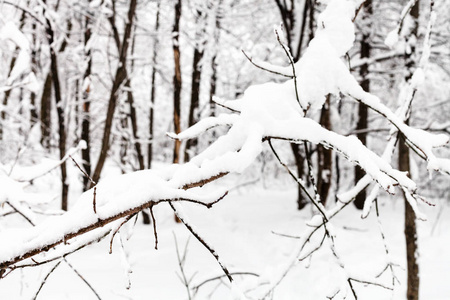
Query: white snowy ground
xmin=0 ymin=175 xmax=449 ymax=300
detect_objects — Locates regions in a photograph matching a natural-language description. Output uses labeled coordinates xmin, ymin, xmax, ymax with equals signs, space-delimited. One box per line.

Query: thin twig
xmin=1 ymin=0 xmax=44 ymax=25
xmin=63 ymin=258 xmax=102 ymax=300
xmin=271 ymin=231 xmax=301 ymax=239
xmin=351 ymin=0 xmax=366 ymax=22
xmin=69 ymin=155 xmax=98 ymax=213
xmin=169 ymin=202 xmax=233 ymax=283
xmin=374 ymin=200 xmax=400 ymax=286
xmin=173 ymin=234 xmax=193 ymax=300
xmin=149 ymin=205 xmax=158 ymax=249
xmin=110 ymin=214 xmax=135 ymax=254
xmin=5 ymin=201 xmax=34 ymax=226
xmin=348 ymin=278 xmax=358 ymax=300
xmin=241 ymin=49 xmax=293 ymax=78
xmin=349 ymin=277 xmax=394 ymax=291
xmin=298 ymin=233 xmax=326 ymax=261
xmin=274 ymin=28 xmax=305 ymax=113
xmin=268 ymin=139 xmax=328 ymax=221
xmin=32 ymin=261 xmax=62 ymax=300
xmin=193 ymin=272 xmax=259 ymax=291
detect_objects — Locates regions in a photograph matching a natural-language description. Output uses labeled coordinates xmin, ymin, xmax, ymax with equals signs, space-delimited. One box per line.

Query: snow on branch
xmin=166 ymin=114 xmax=238 ymax=141
xmin=0 ymin=168 xmax=229 ymax=275
xmin=0 ymin=21 xmax=38 ymax=91
xmin=11 ymin=140 xmax=88 ymax=182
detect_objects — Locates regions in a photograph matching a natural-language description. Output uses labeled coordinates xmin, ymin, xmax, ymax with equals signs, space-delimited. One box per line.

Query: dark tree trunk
xmin=354 ymin=0 xmax=372 ymax=209
xmin=291 ymin=143 xmax=306 ymax=209
xmin=308 ymin=0 xmax=315 ymax=42
xmin=39 ymin=11 xmax=71 ymax=151
xmin=316 ymin=95 xmax=332 ymax=206
xmin=209 ymin=56 xmax=217 ymax=117
xmin=29 ymin=20 xmax=38 ymax=127
xmin=40 ymin=73 xmax=53 ymax=149
xmin=172 ymin=0 xmax=182 ymax=164
xmin=172 ymin=0 xmax=183 ymax=223
xmin=185 ymin=10 xmax=205 ymax=162
xmin=81 ymin=5 xmax=92 ymax=191
xmin=147 ymin=2 xmax=161 ymax=169
xmin=399 ymin=128 xmax=419 ymax=300
xmin=402 ymin=1 xmax=420 ymax=299
xmin=91 ymin=0 xmax=138 ymax=185
xmin=148 ymin=2 xmax=161 ymax=169
xmin=44 ymin=11 xmax=68 ymax=210
xmin=126 ymin=27 xmax=145 ymax=172
xmin=209 ymin=0 xmax=224 ymax=119
xmin=126 ymin=79 xmax=145 ymax=170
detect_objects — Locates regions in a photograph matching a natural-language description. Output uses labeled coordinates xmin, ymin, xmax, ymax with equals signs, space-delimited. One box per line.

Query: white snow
xmin=0 ymin=22 xmax=32 ymax=86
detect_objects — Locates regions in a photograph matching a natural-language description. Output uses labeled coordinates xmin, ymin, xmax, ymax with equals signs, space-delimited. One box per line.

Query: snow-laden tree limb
xmin=0 ymin=169 xmax=229 ymax=274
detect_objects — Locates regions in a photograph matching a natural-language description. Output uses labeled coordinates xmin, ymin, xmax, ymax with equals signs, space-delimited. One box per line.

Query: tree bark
xmin=40 ymin=73 xmax=52 ymax=149
xmin=291 ymin=143 xmax=306 ymax=209
xmin=402 ymin=2 xmax=420 ymax=299
xmin=209 ymin=0 xmax=223 ymax=118
xmin=185 ymin=9 xmax=205 ymax=162
xmin=172 ymin=0 xmax=182 ymax=164
xmin=148 ymin=2 xmax=161 ymax=169
xmin=29 ymin=20 xmax=38 ymax=128
xmin=81 ymin=1 xmax=92 ymax=191
xmin=399 ymin=127 xmax=419 ymax=300
xmin=317 ymin=95 xmax=332 ymax=206
xmin=125 ymin=27 xmax=145 ymax=171
xmin=91 ymin=0 xmax=138 ymax=185
xmin=44 ymin=10 xmax=68 ymax=211
xmin=354 ymin=0 xmax=372 ymax=209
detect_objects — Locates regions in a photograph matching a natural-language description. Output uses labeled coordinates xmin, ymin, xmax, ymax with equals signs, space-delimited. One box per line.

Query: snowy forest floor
xmin=0 ymin=172 xmax=449 ymax=300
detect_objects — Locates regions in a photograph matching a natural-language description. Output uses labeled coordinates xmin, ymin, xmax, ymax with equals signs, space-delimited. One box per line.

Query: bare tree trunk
xmin=209 ymin=56 xmax=217 ymax=117
xmin=29 ymin=20 xmax=38 ymax=128
xmin=402 ymin=1 xmax=420 ymax=299
xmin=81 ymin=1 xmax=92 ymax=191
xmin=185 ymin=10 xmax=205 ymax=162
xmin=291 ymin=143 xmax=306 ymax=209
xmin=209 ymin=0 xmax=223 ymax=120
xmin=399 ymin=127 xmax=419 ymax=300
xmin=148 ymin=2 xmax=161 ymax=169
xmin=126 ymin=81 xmax=145 ymax=169
xmin=308 ymin=0 xmax=315 ymax=42
xmin=40 ymin=73 xmax=52 ymax=149
xmin=125 ymin=27 xmax=145 ymax=171
xmin=354 ymin=0 xmax=372 ymax=209
xmin=172 ymin=0 xmax=182 ymax=164
xmin=91 ymin=0 xmax=138 ymax=185
xmin=40 ymin=12 xmax=72 ymax=150
xmin=44 ymin=9 xmax=69 ymax=210
xmin=316 ymin=95 xmax=332 ymax=206
xmin=172 ymin=0 xmax=183 ymax=223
